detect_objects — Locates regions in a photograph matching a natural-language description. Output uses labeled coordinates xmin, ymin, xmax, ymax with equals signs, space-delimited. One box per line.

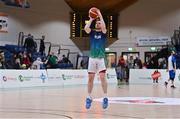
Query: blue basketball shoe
xmin=102 ymin=97 xmax=108 ymax=109
xmin=86 ymin=97 xmax=92 ymax=109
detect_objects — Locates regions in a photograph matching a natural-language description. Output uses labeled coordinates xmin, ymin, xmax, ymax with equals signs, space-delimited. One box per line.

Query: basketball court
xmin=0 ymin=84 xmax=180 ymax=118
xmin=1 ymin=0 xmax=180 ymax=118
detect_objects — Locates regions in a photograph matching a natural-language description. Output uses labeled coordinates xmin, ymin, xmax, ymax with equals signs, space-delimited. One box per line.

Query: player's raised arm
xmin=96 ymin=9 xmax=107 ymax=34
xmin=84 ymin=17 xmax=94 ymax=34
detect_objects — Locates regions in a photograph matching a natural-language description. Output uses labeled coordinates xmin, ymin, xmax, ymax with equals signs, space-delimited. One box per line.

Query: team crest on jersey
xmin=94 ymin=34 xmax=101 ymax=39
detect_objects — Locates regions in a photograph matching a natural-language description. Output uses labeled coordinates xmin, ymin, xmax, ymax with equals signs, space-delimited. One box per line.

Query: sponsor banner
xmin=94 ymin=68 xmax=117 ymax=84
xmin=136 ymin=36 xmax=170 ymax=46
xmin=106 ymin=68 xmax=117 ymax=83
xmin=47 ymin=69 xmax=117 ymax=86
xmin=46 ymin=69 xmax=65 ymax=86
xmin=129 ymin=69 xmax=180 ymax=84
xmin=0 ymin=73 xmax=2 ymax=88
xmin=0 ymin=69 xmax=117 ymax=88
xmin=0 ymin=70 xmax=21 ymax=88
xmin=0 ymin=70 xmax=47 ymax=88
xmin=19 ymin=70 xmax=48 ymax=87
xmin=0 ymin=13 xmax=8 ymax=33
xmin=58 ymin=69 xmax=88 ymax=86
xmin=94 ymin=97 xmax=180 ymax=105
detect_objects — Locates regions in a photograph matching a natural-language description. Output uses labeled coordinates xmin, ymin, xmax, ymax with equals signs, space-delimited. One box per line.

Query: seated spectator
xmin=21 ymin=64 xmax=27 ymax=69
xmin=22 ymin=53 xmax=31 ymax=68
xmin=62 ymin=55 xmax=71 ymax=64
xmin=31 ymin=57 xmax=43 ymax=69
xmin=0 ymin=51 xmax=5 ymax=69
xmin=46 ymin=52 xmax=58 ymax=68
xmin=80 ymin=58 xmax=88 ymax=69
xmin=14 ymin=58 xmax=21 ymax=69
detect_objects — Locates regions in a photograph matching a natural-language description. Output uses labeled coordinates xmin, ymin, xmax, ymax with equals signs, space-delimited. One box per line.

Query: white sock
xmin=104 ymin=93 xmax=108 ymax=98
xmin=87 ymin=94 xmax=92 ymax=99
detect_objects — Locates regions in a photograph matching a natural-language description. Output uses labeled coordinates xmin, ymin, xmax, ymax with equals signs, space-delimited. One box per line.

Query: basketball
xmin=89 ymin=7 xmax=99 ymax=19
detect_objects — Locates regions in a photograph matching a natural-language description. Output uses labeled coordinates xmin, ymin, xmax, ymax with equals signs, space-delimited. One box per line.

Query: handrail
xmin=44 ymin=42 xmax=51 ymax=55
xmin=18 ymin=32 xmax=24 ymax=47
xmin=51 ymin=44 xmax=61 ymax=54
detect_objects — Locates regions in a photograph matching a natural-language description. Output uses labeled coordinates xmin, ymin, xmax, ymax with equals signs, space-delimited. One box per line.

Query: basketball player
xmin=84 ymin=8 xmax=108 ymax=109
xmin=165 ymin=51 xmax=176 ymax=88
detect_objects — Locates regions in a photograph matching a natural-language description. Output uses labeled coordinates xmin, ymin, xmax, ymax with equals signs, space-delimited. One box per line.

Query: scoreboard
xmin=70 ymin=12 xmax=118 ymax=39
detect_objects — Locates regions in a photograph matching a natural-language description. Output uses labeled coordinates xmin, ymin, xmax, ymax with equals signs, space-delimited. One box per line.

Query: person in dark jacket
xmin=24 ymin=34 xmax=36 ymax=53
xmin=39 ymin=35 xmax=45 ymax=55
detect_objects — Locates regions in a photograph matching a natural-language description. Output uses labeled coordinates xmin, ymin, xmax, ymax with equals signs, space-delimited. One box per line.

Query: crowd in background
xmin=0 ymin=34 xmax=72 ymax=69
xmin=115 ymin=54 xmax=167 ymax=84
xmin=0 ymin=33 xmax=175 ymax=85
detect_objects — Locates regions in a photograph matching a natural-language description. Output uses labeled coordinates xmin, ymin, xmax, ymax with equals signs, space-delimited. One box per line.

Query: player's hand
xmin=96 ymin=9 xmax=102 ymax=17
xmin=166 ymin=69 xmax=168 ymax=72
xmin=89 ymin=15 xmax=95 ymax=21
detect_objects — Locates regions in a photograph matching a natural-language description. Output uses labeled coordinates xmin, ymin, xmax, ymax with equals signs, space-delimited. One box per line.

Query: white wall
xmin=0 ymin=0 xmax=80 ymax=53
xmin=110 ymin=0 xmax=180 ymax=62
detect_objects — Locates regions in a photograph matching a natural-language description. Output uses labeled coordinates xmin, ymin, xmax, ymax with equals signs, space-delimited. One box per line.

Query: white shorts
xmin=88 ymin=57 xmax=106 ymax=73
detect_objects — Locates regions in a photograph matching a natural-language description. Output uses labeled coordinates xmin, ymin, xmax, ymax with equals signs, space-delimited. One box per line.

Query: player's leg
xmin=88 ymin=73 xmax=95 ymax=97
xmin=170 ymin=70 xmax=176 ymax=88
xmin=86 ymin=58 xmax=96 ymax=109
xmin=98 ymin=58 xmax=108 ymax=109
xmin=165 ymin=71 xmax=171 ymax=87
xmin=99 ymin=70 xmax=107 ymax=96
xmin=99 ymin=70 xmax=108 ymax=109
xmin=156 ymin=79 xmax=158 ymax=83
xmin=86 ymin=73 xmax=95 ymax=109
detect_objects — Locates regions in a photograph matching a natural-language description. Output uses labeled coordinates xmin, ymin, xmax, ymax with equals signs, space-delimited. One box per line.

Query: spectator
xmin=133 ymin=57 xmax=142 ymax=69
xmin=158 ymin=58 xmax=167 ymax=69
xmin=116 ymin=56 xmax=126 ymax=85
xmin=118 ymin=55 xmax=125 ymax=68
xmin=80 ymin=58 xmax=88 ymax=69
xmin=22 ymin=53 xmax=31 ymax=68
xmin=31 ymin=57 xmax=43 ymax=69
xmin=142 ymin=62 xmax=147 ymax=69
xmin=128 ymin=56 xmax=134 ymax=69
xmin=62 ymin=55 xmax=71 ymax=64
xmin=0 ymin=51 xmax=5 ymax=69
xmin=46 ymin=52 xmax=58 ymax=68
xmin=24 ymin=34 xmax=36 ymax=53
xmin=14 ymin=58 xmax=21 ymax=69
xmin=39 ymin=35 xmax=45 ymax=55
xmin=152 ymin=69 xmax=160 ymax=83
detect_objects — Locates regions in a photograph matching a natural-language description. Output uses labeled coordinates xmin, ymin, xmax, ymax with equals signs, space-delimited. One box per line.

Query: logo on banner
xmin=19 ymin=75 xmax=23 ymax=82
xmin=107 ymin=73 xmax=116 ymax=80
xmin=40 ymin=73 xmax=46 ymax=83
xmin=2 ymin=76 xmax=16 ymax=82
xmin=136 ymin=36 xmax=170 ymax=46
xmin=62 ymin=74 xmax=66 ymax=80
xmin=61 ymin=74 xmax=85 ymax=80
xmin=18 ymin=75 xmax=31 ymax=82
xmin=94 ymin=97 xmax=180 ymax=105
xmin=2 ymin=76 xmax=7 ymax=82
